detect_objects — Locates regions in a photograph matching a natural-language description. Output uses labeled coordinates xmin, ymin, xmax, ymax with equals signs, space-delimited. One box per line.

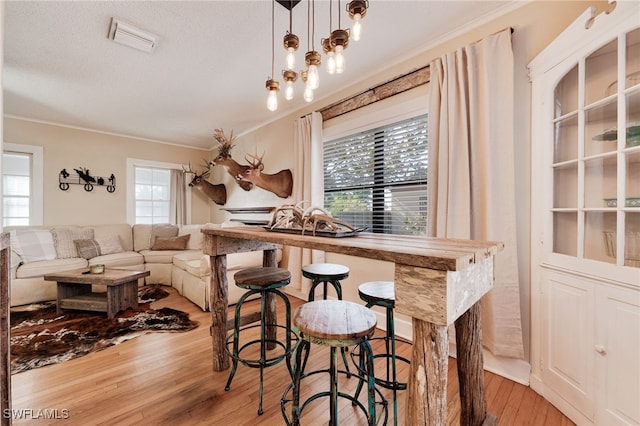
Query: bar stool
xmin=352 ymin=281 xmax=411 ymax=426
xmin=281 ymin=300 xmax=388 ymax=426
xmin=302 ymin=263 xmax=351 ymax=375
xmin=225 ymin=267 xmax=297 ymax=415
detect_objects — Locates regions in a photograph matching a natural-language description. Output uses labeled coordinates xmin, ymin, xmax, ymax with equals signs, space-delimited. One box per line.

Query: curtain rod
xmin=316 ymin=26 xmax=513 ymax=121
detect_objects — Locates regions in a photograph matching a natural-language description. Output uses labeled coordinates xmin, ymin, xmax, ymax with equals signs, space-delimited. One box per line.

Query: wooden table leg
xmin=405 ymin=318 xmax=448 ymax=425
xmin=210 ymin=254 xmax=230 ymax=371
xmin=455 ymin=301 xmax=496 ymax=426
xmin=263 ymin=249 xmax=278 ymax=350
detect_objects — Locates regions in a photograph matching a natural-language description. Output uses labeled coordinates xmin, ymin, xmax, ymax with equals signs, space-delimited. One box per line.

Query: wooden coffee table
xmin=44 ymin=269 xmax=150 ymax=318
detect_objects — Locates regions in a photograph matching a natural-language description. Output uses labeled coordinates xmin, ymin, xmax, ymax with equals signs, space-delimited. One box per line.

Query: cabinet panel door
xmin=542 ymin=270 xmax=596 ymax=419
xmin=596 ymin=285 xmax=640 ymax=425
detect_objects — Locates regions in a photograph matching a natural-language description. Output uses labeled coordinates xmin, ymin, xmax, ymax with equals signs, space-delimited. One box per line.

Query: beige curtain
xmin=288 ymin=112 xmax=324 ymax=297
xmin=427 ymin=29 xmax=524 ymax=359
xmin=169 ymin=169 xmax=187 ymax=225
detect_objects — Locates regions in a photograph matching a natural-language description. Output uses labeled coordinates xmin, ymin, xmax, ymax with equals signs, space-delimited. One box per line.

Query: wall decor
xmin=183 ymin=162 xmax=227 ymax=205
xmin=211 ymin=128 xmax=294 ymax=198
xmin=58 ymin=168 xmax=116 ymax=192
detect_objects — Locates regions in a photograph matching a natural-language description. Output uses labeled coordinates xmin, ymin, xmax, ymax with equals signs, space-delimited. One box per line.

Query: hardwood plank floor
xmin=10 ymin=287 xmax=574 ymax=425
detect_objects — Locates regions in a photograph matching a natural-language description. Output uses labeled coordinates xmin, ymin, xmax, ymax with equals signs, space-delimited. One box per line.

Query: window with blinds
xmin=324 ymin=114 xmax=428 ymax=235
xmin=134 ymin=166 xmax=171 ymax=224
xmin=2 ymin=152 xmax=31 ymax=226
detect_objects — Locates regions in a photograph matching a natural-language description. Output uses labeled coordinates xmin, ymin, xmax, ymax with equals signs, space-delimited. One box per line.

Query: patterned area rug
xmin=10 ymin=285 xmax=199 ymax=374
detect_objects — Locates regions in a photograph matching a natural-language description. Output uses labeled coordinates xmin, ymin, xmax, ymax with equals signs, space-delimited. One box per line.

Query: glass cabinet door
xmin=552 ymin=28 xmax=640 ymax=268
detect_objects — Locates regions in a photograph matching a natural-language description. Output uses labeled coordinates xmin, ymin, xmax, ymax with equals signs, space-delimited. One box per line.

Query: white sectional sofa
xmin=7 ymin=223 xmax=274 ymax=310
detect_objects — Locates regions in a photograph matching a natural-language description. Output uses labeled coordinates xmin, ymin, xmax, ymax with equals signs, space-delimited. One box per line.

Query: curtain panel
xmin=288 ymin=112 xmax=325 ymax=296
xmin=169 ymin=169 xmax=187 ymax=225
xmin=427 ymin=29 xmax=524 ymax=359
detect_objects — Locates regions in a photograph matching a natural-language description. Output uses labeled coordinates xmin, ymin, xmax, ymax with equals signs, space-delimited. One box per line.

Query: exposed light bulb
xmin=335 ymin=45 xmax=345 ymax=74
xmin=267 ymin=89 xmax=278 ymax=111
xmin=307 ymin=65 xmax=319 ymax=90
xmin=286 ymin=47 xmax=296 ymax=70
xmin=326 ymin=52 xmax=336 ymax=74
xmin=304 ymin=84 xmax=314 ymax=102
xmin=285 ymin=80 xmax=294 ymax=100
xmin=352 ymin=13 xmax=362 ymax=41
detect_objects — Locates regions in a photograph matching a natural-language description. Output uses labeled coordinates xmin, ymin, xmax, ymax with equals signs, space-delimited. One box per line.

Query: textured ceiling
xmin=3 ymin=1 xmax=518 ymax=150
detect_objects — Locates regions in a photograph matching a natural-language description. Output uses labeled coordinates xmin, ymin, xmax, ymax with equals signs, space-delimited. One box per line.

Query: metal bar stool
xmin=352 ymin=281 xmax=411 ymax=426
xmin=225 ymin=267 xmax=298 ymax=415
xmin=281 ymin=300 xmax=388 ymax=426
xmin=302 ymin=263 xmax=351 ymax=375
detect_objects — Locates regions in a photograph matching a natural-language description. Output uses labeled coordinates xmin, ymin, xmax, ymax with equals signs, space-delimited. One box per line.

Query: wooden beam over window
xmin=320 ymin=65 xmax=430 ymax=121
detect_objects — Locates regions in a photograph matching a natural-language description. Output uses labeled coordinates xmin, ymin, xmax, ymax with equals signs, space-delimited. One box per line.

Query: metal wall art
xmin=58 ymin=168 xmax=116 ymax=192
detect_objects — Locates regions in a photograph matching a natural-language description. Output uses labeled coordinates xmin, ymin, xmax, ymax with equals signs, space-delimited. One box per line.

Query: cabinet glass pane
xmin=586 ymin=100 xmax=617 ymax=156
xmin=626 ymin=29 xmax=640 ymax=92
xmin=554 ymin=65 xmax=578 ymax=118
xmin=625 ymin=212 xmax=640 ymax=267
xmin=585 ymin=156 xmax=617 ymax=208
xmin=628 ymin=151 xmax=640 ymax=206
xmin=586 ymin=39 xmax=617 ymax=103
xmin=554 ymin=115 xmax=578 ymax=163
xmin=627 ymin=90 xmax=640 ymax=148
xmin=553 ymin=212 xmax=577 ymax=256
xmin=554 ymin=164 xmax=577 ymax=208
xmin=586 ymin=211 xmax=616 ymax=264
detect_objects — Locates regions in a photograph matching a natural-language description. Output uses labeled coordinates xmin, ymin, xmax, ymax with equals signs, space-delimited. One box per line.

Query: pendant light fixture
xmin=347 ymin=0 xmax=368 ymax=41
xmin=329 ymin=0 xmax=349 ymax=74
xmin=321 ymin=0 xmax=336 ymax=74
xmin=266 ymin=0 xmax=279 ymax=111
xmin=283 ymin=3 xmax=299 ymax=69
xmin=282 ymin=69 xmax=298 ymax=100
xmin=304 ymin=0 xmax=321 ymax=91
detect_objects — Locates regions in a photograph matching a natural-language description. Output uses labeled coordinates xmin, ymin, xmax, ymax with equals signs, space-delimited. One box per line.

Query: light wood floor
xmin=10 ymin=287 xmax=574 ymax=425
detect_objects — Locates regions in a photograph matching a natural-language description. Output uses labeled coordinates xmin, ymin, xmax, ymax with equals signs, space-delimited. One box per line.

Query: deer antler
xmin=214 ymin=129 xmax=236 ymax=158
xmin=182 ymin=162 xmax=195 ymax=175
xmin=245 ymin=152 xmax=265 ymax=171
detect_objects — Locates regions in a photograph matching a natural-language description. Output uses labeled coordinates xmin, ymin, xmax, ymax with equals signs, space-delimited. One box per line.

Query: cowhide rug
xmin=10 ymin=285 xmax=199 ymax=374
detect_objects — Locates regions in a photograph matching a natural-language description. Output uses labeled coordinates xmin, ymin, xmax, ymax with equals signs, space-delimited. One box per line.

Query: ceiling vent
xmin=108 ymin=18 xmax=157 ymax=53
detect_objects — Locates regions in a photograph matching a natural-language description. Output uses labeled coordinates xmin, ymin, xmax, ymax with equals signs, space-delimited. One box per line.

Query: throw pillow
xmin=151 ymin=234 xmax=190 ymax=250
xmin=51 ymin=227 xmax=95 ymax=259
xmin=96 ymin=235 xmax=124 ymax=255
xmin=74 ymin=239 xmax=102 ymax=260
xmin=9 ymin=229 xmax=57 ymax=263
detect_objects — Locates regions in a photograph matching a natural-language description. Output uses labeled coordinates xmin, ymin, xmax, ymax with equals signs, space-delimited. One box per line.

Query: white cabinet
xmin=530 ymin=2 xmax=640 ymax=425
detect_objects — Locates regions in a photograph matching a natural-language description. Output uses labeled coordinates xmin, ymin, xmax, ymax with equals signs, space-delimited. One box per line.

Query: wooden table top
xmin=44 ymin=269 xmax=150 ymax=286
xmin=202 ymin=226 xmax=503 ymax=272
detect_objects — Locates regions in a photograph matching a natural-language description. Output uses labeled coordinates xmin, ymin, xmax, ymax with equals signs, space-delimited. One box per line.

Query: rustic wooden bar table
xmin=202 ymin=226 xmax=503 ymax=425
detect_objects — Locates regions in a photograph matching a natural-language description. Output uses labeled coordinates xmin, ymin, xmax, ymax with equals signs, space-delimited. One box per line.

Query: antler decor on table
xmin=266 ymin=202 xmax=364 ymax=237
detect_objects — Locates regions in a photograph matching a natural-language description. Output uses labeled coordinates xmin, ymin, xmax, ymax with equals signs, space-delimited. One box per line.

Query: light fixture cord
xmin=329 ymin=0 xmax=333 ymax=32
xmin=337 ymin=0 xmax=341 ymax=28
xmin=311 ymin=0 xmax=315 ymax=50
xmin=271 ymin=0 xmax=275 ymax=78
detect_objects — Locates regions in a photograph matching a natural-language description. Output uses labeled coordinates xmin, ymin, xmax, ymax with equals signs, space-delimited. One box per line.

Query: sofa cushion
xmin=95 ymin=235 xmax=125 ymax=255
xmin=184 ymin=259 xmax=207 ymax=278
xmin=92 ymin=224 xmax=133 ymax=252
xmin=16 ymin=258 xmax=88 ymax=279
xmin=51 ymin=226 xmax=94 ymax=259
xmin=140 ymin=249 xmax=200 ymax=264
xmin=9 ymin=229 xmax=57 ymax=263
xmin=90 ymin=251 xmax=144 ymax=268
xmin=151 ymin=234 xmax=190 ymax=250
xmin=74 ymin=239 xmax=101 ymax=259
xmin=172 ymin=251 xmax=203 ymax=270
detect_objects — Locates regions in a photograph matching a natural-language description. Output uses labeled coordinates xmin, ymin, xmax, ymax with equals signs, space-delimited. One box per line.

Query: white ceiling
xmin=3 ymin=1 xmax=519 ymax=150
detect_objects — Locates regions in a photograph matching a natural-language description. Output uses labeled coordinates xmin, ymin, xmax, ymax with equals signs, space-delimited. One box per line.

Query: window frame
xmin=2 ymin=143 xmax=44 ymax=226
xmin=126 ymin=158 xmax=191 ymax=225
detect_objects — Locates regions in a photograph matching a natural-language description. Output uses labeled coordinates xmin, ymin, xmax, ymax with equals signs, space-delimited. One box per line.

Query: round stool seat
xmin=235 ymin=267 xmax=291 ymax=290
xmin=294 ymin=300 xmax=376 ymax=345
xmin=302 ymin=263 xmax=349 ymax=281
xmin=358 ymin=281 xmax=395 ymax=305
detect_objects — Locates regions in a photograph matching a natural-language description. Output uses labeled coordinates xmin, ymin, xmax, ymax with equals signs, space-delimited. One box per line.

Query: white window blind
xmin=324 ymin=114 xmax=428 ymax=235
xmin=2 ymin=152 xmax=32 ymax=226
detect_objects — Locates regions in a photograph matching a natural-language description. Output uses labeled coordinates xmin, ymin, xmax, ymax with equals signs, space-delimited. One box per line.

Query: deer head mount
xmin=210 ymin=129 xmax=253 ymax=191
xmin=183 ymin=161 xmax=227 ymax=205
xmin=243 ymin=153 xmax=293 ymax=199
xmin=209 ymin=128 xmax=293 ymax=199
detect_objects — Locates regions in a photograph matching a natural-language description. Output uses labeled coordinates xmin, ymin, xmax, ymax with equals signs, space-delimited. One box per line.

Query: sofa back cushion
xmin=93 ymin=224 xmax=133 ymax=252
xmin=178 ymin=223 xmax=219 ymax=250
xmin=133 ymin=224 xmax=179 ymax=251
xmin=9 ymin=229 xmax=57 ymax=263
xmin=51 ymin=226 xmax=94 ymax=259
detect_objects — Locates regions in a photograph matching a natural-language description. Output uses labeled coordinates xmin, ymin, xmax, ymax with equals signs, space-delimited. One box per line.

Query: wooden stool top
xmin=358 ymin=281 xmax=395 ymax=304
xmin=293 ymin=300 xmax=376 ymax=342
xmin=234 ymin=267 xmax=291 ymax=288
xmin=302 ymin=263 xmax=349 ymax=280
